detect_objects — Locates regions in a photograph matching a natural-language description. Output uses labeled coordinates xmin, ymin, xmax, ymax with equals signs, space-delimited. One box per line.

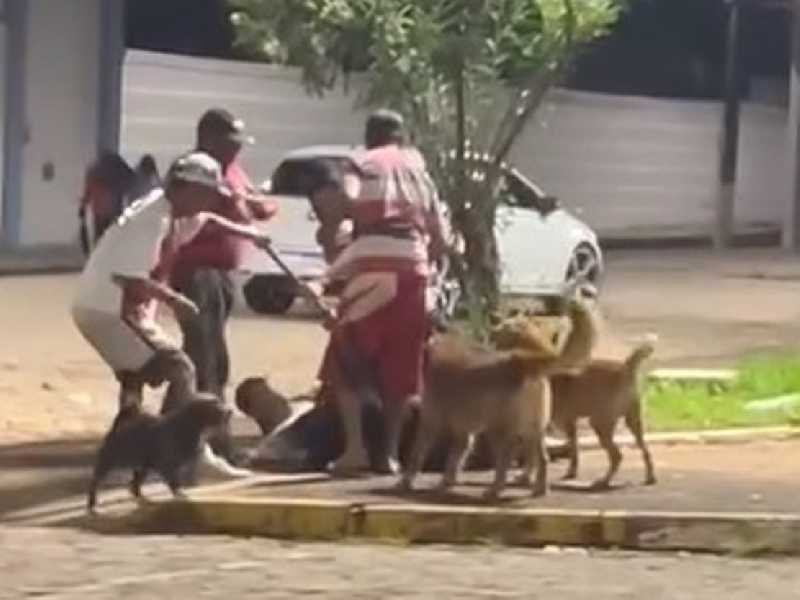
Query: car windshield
xmin=270 ymin=157 xmax=353 ymax=197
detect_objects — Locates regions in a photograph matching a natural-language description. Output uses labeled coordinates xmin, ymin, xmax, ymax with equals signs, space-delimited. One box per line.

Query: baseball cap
xmin=197 ymin=108 xmax=255 ymax=145
xmin=166 ymin=151 xmax=232 ymax=197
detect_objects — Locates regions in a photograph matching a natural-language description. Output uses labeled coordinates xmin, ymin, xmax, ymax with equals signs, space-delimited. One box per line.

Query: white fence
xmin=122 ymin=49 xmax=790 ymax=239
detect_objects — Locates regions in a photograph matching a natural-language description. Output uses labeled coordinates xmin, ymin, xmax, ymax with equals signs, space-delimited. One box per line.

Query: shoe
xmin=196 ymin=443 xmax=254 ymax=480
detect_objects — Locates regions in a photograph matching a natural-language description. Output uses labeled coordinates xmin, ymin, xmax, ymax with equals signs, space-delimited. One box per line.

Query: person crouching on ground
xmin=71 ymin=152 xmax=271 ymax=473
xmin=314 ymin=110 xmax=449 ymax=476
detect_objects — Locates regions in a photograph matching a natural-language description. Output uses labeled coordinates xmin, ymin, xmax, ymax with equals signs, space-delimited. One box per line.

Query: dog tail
xmin=624 ymin=334 xmax=657 ymax=372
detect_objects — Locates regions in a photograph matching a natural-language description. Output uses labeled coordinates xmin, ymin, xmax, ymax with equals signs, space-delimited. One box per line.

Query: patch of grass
xmin=645 ymin=352 xmax=800 ymax=432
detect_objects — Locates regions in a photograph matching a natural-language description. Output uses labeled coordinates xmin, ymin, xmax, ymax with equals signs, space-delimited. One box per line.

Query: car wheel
xmin=243 ymin=275 xmax=296 ymax=315
xmin=566 ymin=242 xmax=601 ymax=291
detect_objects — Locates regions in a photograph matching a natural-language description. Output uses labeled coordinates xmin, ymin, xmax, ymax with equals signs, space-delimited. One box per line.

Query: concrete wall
xmin=122 ymin=50 xmax=790 ymax=240
xmin=0 ymin=2 xmax=6 ymax=236
xmin=18 ymin=0 xmax=101 ymax=247
xmin=511 ymin=89 xmax=790 ymax=238
xmin=122 ymin=50 xmax=366 ymax=183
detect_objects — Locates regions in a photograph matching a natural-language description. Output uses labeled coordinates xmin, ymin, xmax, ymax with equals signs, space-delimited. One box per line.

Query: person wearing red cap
xmin=170 ymin=108 xmax=277 ymax=465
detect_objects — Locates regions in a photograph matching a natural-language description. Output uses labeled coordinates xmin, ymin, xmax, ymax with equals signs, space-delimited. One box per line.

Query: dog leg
xmin=439 ymin=432 xmax=472 ymax=492
xmin=160 ymin=466 xmax=187 ymax=500
xmin=590 ymin=420 xmax=622 ymax=490
xmin=625 ymin=398 xmax=656 ymax=485
xmin=530 ymin=432 xmax=550 ymax=498
xmin=86 ymin=451 xmax=113 ymax=515
xmin=484 ymin=433 xmax=514 ymax=502
xmin=561 ymin=420 xmax=579 ymax=481
xmin=129 ymin=468 xmax=149 ymax=504
xmin=513 ymin=440 xmax=533 ymax=487
xmin=398 ymin=414 xmax=438 ymax=492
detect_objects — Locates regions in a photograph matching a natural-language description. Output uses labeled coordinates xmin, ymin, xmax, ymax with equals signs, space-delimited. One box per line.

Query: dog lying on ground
xmin=399 ymin=297 xmax=599 ymax=501
xmin=549 ymin=336 xmax=657 ymax=489
xmin=87 ymin=395 xmax=231 ymax=514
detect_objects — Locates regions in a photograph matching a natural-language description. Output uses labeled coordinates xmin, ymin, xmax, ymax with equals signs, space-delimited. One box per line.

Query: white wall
xmin=18 ymin=0 xmax=101 ymax=247
xmin=0 ymin=11 xmax=6 ymax=237
xmin=122 ymin=51 xmax=790 ymax=240
xmin=511 ymin=89 xmax=790 ymax=238
xmin=122 ymin=50 xmax=367 ymax=183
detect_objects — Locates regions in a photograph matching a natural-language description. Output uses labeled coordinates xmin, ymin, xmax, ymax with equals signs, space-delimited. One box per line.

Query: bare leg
xmin=625 ymin=399 xmax=656 ymax=485
xmin=439 ymin=432 xmax=472 ymax=491
xmin=331 ymin=383 xmax=370 ymax=476
xmin=591 ymin=419 xmax=622 ymax=490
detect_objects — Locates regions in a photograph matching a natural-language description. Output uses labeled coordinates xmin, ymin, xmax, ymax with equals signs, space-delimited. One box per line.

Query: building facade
xmin=0 ymin=0 xmax=124 ymax=252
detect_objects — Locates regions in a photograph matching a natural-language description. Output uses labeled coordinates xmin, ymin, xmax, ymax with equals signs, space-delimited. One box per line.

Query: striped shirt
xmin=326 ymin=145 xmax=448 ymax=281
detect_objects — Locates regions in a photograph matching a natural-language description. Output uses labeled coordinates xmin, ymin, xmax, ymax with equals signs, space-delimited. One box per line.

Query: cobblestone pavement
xmin=1 ymin=527 xmax=799 ymax=599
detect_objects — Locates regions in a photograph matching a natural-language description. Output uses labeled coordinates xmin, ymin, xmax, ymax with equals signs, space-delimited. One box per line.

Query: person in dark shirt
xmin=170 ymin=108 xmax=277 ymax=469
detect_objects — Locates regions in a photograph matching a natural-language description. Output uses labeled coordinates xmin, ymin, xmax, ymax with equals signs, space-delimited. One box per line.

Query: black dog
xmin=87 ymin=395 xmax=231 ymax=514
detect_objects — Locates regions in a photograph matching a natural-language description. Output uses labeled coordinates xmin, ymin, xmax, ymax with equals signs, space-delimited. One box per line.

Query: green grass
xmin=645 ymin=352 xmax=800 ymax=432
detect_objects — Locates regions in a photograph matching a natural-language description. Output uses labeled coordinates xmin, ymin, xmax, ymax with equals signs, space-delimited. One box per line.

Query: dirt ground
xmin=3 ymin=247 xmax=800 ymax=445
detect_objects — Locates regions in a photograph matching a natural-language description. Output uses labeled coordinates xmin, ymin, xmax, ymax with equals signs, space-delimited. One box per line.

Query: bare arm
xmin=201 ymin=212 xmax=264 ymax=240
xmin=111 ymin=274 xmax=198 ymax=319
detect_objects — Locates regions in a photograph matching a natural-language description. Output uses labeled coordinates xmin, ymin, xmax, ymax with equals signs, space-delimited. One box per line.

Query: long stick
xmin=259 ymin=242 xmax=332 ymax=316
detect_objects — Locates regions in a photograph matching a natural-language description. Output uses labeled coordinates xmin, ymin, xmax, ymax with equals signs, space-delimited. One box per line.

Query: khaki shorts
xmin=72 ymin=306 xmax=174 ymax=373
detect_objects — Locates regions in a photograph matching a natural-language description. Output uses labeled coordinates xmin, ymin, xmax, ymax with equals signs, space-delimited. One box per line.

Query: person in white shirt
xmin=72 ymin=152 xmax=271 ymax=477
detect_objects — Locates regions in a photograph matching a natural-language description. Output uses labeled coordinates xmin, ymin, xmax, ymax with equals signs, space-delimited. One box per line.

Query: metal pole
xmin=97 ymin=0 xmax=125 ymax=154
xmin=716 ymin=0 xmax=741 ymax=250
xmin=786 ymin=0 xmax=800 ymax=249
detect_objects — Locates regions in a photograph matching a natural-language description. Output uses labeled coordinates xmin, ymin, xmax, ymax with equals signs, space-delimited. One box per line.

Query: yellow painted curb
xmin=67 ymin=499 xmax=800 ymax=556
xmin=83 ymin=497 xmax=355 ymax=541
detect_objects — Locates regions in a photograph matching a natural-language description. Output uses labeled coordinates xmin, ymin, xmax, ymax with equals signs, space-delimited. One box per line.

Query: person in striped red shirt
xmin=319 ymin=110 xmax=449 ymax=475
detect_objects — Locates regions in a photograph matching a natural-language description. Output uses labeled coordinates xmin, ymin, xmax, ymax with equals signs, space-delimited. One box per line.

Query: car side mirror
xmin=539 ymin=195 xmax=559 ymax=215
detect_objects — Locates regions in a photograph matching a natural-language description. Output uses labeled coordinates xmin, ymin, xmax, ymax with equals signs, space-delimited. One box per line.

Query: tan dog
xmin=400 ymin=298 xmax=598 ymax=501
xmin=235 ymin=377 xmax=293 ymax=437
xmin=550 ymin=337 xmax=657 ymax=489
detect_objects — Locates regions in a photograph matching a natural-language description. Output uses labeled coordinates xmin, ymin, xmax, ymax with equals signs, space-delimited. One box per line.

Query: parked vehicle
xmin=237 ymin=145 xmax=603 ymax=315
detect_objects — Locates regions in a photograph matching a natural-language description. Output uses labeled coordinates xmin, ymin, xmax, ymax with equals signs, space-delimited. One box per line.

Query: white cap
xmin=166 ymin=151 xmax=232 ymax=196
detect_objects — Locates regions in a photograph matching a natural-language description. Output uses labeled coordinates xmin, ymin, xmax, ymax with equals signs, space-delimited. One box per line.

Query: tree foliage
xmin=229 ymin=0 xmax=622 ymax=313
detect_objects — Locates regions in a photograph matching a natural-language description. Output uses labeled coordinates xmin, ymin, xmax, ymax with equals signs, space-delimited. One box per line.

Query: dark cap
xmin=365 ymin=108 xmax=405 ymax=147
xmin=303 ymin=158 xmax=343 ymax=197
xmin=197 ymin=108 xmax=255 ymax=145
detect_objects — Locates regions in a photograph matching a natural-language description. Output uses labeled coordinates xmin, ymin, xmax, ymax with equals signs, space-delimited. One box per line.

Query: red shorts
xmin=319 ymin=272 xmax=428 ymax=400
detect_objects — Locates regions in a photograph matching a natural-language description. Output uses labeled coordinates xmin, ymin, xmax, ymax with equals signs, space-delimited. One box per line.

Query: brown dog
xmin=550 ymin=337 xmax=657 ymax=489
xmin=235 ymin=377 xmax=294 ymax=437
xmin=400 ymin=298 xmax=599 ymax=501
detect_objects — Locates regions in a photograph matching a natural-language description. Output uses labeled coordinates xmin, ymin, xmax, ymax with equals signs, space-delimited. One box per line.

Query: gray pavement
xmin=234 ymin=439 xmax=800 ymax=515
xmin=1 ymin=526 xmax=798 ymax=599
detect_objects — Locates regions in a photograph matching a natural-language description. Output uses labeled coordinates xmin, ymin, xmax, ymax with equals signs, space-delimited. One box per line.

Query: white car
xmin=237 ymin=145 xmax=603 ymax=314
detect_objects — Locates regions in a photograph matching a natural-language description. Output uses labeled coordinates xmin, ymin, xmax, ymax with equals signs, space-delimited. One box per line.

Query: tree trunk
xmin=461 ymin=204 xmax=500 ymax=312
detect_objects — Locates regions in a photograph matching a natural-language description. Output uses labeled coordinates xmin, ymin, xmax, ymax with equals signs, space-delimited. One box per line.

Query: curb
xmin=589 ymin=426 xmax=800 ymax=450
xmin=70 ymin=498 xmax=800 ymax=556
